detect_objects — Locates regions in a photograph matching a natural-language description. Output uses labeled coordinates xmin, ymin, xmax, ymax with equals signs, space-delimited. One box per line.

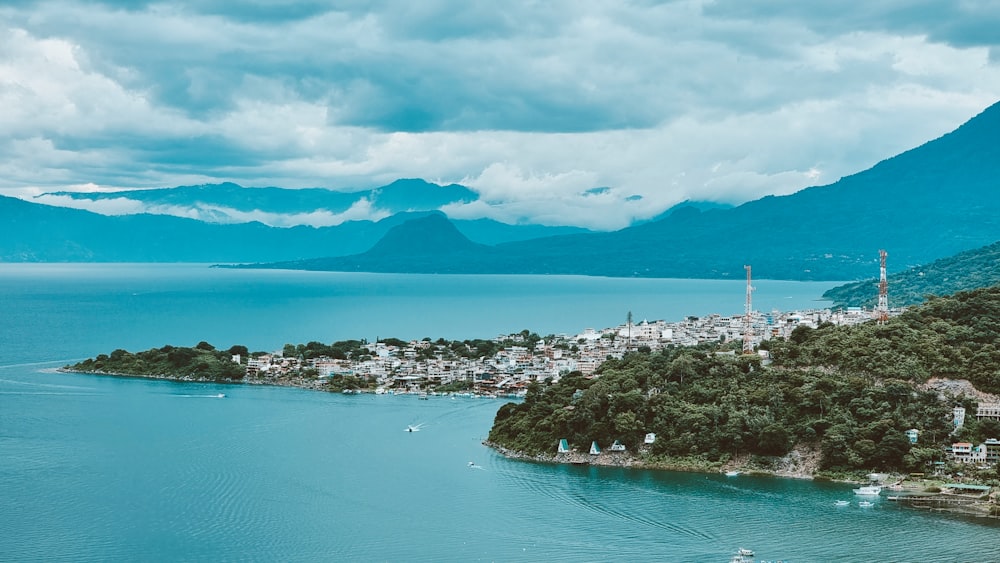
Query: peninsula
xmin=66 ymin=286 xmax=1000 ymax=510
xmin=485 ymin=286 xmax=1000 ymax=514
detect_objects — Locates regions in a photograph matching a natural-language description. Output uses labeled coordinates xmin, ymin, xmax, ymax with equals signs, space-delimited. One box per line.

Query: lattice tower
xmin=876 ymin=249 xmax=889 ymax=325
xmin=743 ymin=265 xmax=755 ymax=354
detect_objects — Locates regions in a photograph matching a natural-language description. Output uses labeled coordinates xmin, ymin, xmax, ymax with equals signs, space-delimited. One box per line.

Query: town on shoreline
xmin=225 ymin=306 xmax=880 ymax=397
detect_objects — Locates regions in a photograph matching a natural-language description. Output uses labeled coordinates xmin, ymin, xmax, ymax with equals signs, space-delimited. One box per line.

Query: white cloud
xmin=29 ymin=193 xmax=391 ymax=228
xmin=192 ymin=198 xmax=391 ymax=228
xmin=32 ymin=194 xmax=147 ymax=215
xmin=1 ymin=1 xmax=999 ymax=230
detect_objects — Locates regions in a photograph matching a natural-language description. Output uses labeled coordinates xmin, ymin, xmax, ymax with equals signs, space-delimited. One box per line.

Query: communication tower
xmin=743 ymin=265 xmax=755 ymax=354
xmin=875 ymin=249 xmax=889 ymax=325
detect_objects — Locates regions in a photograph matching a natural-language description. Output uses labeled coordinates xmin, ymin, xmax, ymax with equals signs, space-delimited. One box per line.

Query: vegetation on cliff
xmin=489 ymin=286 xmax=1000 ymax=473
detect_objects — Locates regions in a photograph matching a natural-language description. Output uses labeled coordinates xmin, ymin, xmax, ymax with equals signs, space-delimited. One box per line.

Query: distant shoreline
xmin=57 ymin=368 xmax=333 ymax=392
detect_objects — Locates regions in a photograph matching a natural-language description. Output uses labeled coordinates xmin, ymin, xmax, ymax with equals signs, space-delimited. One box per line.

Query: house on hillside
xmin=951 ymin=442 xmax=986 ymax=464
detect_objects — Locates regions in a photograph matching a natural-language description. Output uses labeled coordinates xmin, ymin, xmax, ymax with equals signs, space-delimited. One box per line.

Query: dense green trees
xmin=70 ymin=342 xmax=246 ymax=381
xmin=771 ymin=286 xmax=1000 ymax=394
xmin=491 ymin=286 xmax=1000 ymax=473
xmin=489 ymin=346 xmax=950 ymax=472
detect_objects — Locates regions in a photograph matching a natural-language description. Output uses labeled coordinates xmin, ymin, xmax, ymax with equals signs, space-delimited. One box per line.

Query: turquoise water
xmin=1 ymin=264 xmax=996 ymax=561
xmin=0 ymin=263 xmax=841 ymax=365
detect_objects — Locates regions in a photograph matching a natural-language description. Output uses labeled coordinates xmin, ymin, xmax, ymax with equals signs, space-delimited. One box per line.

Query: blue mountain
xmin=259 ymin=99 xmax=1000 ymax=280
xmin=42 ymin=178 xmax=478 ymax=218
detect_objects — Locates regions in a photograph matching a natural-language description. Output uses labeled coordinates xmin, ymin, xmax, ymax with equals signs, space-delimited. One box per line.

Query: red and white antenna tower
xmin=743 ymin=265 xmax=755 ymax=354
xmin=875 ymin=249 xmax=889 ymax=325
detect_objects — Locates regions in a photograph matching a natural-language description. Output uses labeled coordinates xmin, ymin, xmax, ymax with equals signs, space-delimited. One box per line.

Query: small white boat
xmin=859 ymin=500 xmax=874 ymax=508
xmin=216 ymin=393 xmax=226 ymax=398
xmin=853 ymin=485 xmax=882 ymax=495
xmin=725 ymin=470 xmax=741 ymax=477
xmin=834 ymin=500 xmax=850 ymax=506
xmin=418 ymin=392 xmax=429 ymax=400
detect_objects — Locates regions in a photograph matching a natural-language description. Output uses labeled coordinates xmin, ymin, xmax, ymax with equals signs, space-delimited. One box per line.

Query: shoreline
xmin=484 ymin=442 xmax=998 ymax=518
xmin=57 ymin=368 xmax=336 ymax=392
xmin=483 ymin=440 xmax=820 ymax=479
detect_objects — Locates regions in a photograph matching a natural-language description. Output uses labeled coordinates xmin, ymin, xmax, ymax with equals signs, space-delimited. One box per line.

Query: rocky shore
xmin=485 ymin=441 xmax=640 ymax=468
xmin=484 ymin=440 xmax=827 ymax=478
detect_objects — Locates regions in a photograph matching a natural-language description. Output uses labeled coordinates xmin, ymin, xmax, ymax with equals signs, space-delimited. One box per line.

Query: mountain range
xmin=5 ymin=100 xmax=1000 ymax=280
xmin=39 ymin=178 xmax=479 ymax=224
xmin=241 ymin=100 xmax=1000 ymax=280
xmin=0 ymin=186 xmax=589 ymax=261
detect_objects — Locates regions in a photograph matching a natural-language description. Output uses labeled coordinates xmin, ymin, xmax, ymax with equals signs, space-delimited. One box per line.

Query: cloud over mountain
xmin=2 ymin=1 xmax=999 ymax=229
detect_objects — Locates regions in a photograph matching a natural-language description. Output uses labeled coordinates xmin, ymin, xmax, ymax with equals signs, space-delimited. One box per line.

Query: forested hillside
xmin=823 ymin=241 xmax=1000 ymax=309
xmin=489 ymin=286 xmax=1000 ymax=473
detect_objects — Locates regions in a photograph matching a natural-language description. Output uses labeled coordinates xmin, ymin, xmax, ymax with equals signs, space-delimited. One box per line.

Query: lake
xmin=0 ymin=263 xmax=994 ymax=561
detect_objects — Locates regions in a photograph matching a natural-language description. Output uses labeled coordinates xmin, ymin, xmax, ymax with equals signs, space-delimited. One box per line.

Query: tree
xmin=757 ymin=424 xmax=791 ymax=456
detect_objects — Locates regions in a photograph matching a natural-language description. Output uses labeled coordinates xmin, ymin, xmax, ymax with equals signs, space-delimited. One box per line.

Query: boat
xmin=418 ymin=392 xmax=429 ymax=400
xmin=215 ymin=393 xmax=225 ymax=398
xmin=730 ymin=547 xmax=755 ymax=563
xmin=853 ymin=485 xmax=882 ymax=496
xmin=589 ymin=441 xmax=601 ymax=455
xmin=725 ymin=470 xmax=741 ymax=477
xmin=859 ymin=500 xmax=874 ymax=507
xmin=834 ymin=500 xmax=850 ymax=506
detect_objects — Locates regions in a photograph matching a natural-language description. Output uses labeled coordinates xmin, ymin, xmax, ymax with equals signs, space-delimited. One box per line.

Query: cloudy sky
xmin=2 ymin=1 xmax=1000 ymax=229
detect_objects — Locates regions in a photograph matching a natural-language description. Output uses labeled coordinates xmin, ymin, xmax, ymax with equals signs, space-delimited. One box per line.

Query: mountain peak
xmin=365 ymin=213 xmax=484 ymax=257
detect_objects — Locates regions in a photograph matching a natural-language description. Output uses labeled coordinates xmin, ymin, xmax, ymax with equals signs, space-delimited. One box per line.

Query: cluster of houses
xmin=234 ymin=306 xmax=881 ymax=396
xmin=950 ymin=405 xmax=1000 ymax=467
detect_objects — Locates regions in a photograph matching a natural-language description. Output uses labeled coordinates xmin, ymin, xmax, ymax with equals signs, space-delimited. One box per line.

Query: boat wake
xmin=0 ymin=377 xmax=97 ymax=391
xmin=498 ymin=468 xmax=715 ymax=541
xmin=0 ymin=391 xmax=101 ymax=396
xmin=0 ymin=359 xmax=86 ymax=371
